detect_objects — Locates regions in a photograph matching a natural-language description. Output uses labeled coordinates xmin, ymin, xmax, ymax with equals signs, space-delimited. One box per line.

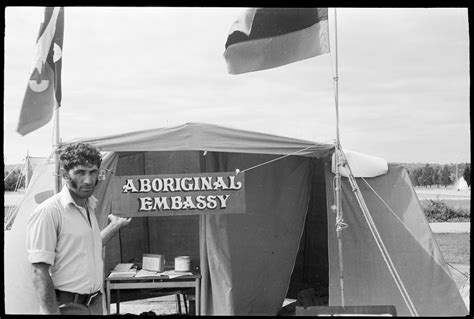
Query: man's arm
xmin=101 ymin=214 xmax=132 ymax=246
xmin=31 ymin=262 xmax=60 ymax=315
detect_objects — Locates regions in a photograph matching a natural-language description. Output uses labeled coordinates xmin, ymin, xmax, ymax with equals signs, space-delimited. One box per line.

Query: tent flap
xmin=201 ymin=152 xmax=313 ymax=314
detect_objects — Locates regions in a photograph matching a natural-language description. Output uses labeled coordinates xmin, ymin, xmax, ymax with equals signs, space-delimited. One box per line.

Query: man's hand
xmin=101 ymin=215 xmax=132 ymax=246
xmin=108 ymin=214 xmax=132 ymax=228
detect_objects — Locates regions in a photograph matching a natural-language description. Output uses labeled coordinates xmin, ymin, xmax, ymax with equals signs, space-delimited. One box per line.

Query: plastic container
xmin=175 ymin=256 xmax=191 ymax=272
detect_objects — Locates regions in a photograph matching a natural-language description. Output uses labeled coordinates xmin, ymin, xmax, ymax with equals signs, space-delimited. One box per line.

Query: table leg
xmin=196 ymin=278 xmax=201 ymax=316
xmin=116 ymin=289 xmax=120 ymax=314
xmin=106 ymin=281 xmax=111 ymax=315
xmin=183 ymin=294 xmax=188 ymax=314
xmin=176 ymin=294 xmax=182 ymax=314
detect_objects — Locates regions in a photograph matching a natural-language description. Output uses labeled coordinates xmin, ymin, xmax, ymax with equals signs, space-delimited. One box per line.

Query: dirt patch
xmin=109 ymin=295 xmax=184 ymax=315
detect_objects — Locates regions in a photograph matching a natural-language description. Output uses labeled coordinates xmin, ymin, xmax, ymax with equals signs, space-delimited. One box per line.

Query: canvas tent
xmin=4 ymin=123 xmax=467 ymax=316
xmin=456 ymin=176 xmax=469 ymax=191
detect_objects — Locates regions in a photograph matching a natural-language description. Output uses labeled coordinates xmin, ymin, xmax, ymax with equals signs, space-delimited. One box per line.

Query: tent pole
xmin=332 ymin=7 xmax=346 ymax=307
xmin=53 ymin=102 xmax=61 ymax=194
xmin=198 ymin=151 xmax=206 ymax=315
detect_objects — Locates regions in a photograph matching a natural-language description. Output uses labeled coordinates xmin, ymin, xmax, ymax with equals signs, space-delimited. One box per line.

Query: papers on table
xmin=113 ymin=263 xmax=135 ymax=272
xmin=135 ymin=269 xmax=163 ymax=278
xmin=164 ymin=270 xmax=194 ymax=279
xmin=108 ymin=269 xmax=137 ymax=278
xmin=108 ymin=263 xmax=137 ymax=278
xmin=107 ymin=263 xmax=194 ymax=279
xmin=135 ymin=269 xmax=193 ymax=279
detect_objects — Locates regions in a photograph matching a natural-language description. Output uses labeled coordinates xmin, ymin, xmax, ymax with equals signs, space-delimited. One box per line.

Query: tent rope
xmin=4 ymin=163 xmax=23 ymax=181
xmin=237 ymin=140 xmax=335 ymax=175
xmin=332 ymin=176 xmax=348 ymax=230
xmin=339 ymin=150 xmax=419 ymax=316
xmin=447 ymin=263 xmax=470 ymax=279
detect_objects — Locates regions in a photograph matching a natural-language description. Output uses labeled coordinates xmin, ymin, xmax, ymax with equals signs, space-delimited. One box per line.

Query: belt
xmin=55 ymin=289 xmax=101 ymax=306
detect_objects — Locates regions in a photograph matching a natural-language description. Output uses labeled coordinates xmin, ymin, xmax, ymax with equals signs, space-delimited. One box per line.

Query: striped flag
xmin=224 ymin=8 xmax=329 ymax=74
xmin=17 ymin=7 xmax=64 ymax=136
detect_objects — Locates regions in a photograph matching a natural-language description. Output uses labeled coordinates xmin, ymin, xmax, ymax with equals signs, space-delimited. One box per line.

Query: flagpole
xmin=332 ymin=7 xmax=346 ymax=307
xmin=53 ymin=6 xmax=63 ymax=194
xmin=54 ymin=102 xmax=61 ymax=194
xmin=25 ymin=150 xmax=30 ymax=189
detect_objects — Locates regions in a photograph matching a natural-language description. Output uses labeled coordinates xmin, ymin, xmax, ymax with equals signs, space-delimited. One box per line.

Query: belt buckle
xmin=85 ymin=292 xmax=99 ymax=306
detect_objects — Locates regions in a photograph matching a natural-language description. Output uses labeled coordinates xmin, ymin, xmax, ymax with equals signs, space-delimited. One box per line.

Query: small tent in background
xmin=4 ymin=123 xmax=468 ymax=316
xmin=4 ymin=156 xmax=47 ymax=230
xmin=456 ymin=176 xmax=469 ymax=191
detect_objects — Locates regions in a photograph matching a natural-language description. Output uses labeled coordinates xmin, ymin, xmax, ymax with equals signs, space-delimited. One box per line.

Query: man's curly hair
xmin=59 ymin=143 xmax=102 ymax=171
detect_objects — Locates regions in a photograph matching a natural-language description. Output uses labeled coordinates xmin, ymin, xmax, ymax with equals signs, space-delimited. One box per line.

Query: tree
xmin=410 ymin=167 xmax=423 ymax=186
xmin=421 ymin=164 xmax=434 ymax=188
xmin=440 ymin=165 xmax=452 ymax=188
xmin=4 ymin=169 xmax=25 ymax=191
xmin=463 ymin=164 xmax=471 ymax=187
xmin=433 ymin=166 xmax=441 ymax=187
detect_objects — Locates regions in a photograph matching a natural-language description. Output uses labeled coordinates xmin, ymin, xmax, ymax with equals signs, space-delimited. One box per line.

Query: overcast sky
xmin=4 ymin=7 xmax=470 ymax=165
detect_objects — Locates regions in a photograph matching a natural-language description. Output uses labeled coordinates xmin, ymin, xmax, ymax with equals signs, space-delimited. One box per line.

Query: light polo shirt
xmin=26 ymin=185 xmax=104 ymax=294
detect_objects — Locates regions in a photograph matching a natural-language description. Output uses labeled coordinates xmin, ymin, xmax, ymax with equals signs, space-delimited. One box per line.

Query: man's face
xmin=65 ymin=164 xmax=99 ymax=199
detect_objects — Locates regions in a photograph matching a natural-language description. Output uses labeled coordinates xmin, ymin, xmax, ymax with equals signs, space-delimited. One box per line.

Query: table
xmin=105 ymin=273 xmax=201 ymax=315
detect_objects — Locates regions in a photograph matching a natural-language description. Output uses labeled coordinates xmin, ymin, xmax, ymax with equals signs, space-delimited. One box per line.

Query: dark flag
xmin=224 ymin=8 xmax=329 ymax=74
xmin=17 ymin=7 xmax=64 ymax=136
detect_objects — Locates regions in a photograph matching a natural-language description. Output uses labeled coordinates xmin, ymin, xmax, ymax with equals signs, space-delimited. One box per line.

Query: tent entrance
xmin=104 ymin=151 xmax=202 ymax=304
xmin=287 ymin=158 xmax=329 ymax=305
xmin=104 ymin=150 xmax=202 ymax=272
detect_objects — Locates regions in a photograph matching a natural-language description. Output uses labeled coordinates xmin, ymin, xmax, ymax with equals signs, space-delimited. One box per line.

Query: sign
xmin=112 ymin=172 xmax=245 ymax=217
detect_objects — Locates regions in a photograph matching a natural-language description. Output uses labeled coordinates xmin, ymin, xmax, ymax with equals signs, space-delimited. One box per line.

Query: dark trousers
xmin=57 ymin=292 xmax=104 ymax=315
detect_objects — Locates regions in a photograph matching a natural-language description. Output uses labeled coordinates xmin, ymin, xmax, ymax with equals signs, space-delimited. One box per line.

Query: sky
xmin=4 ymin=7 xmax=470 ymax=165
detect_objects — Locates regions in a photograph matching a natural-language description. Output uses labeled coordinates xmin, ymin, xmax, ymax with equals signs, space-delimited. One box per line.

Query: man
xmin=26 ymin=142 xmax=131 ymax=315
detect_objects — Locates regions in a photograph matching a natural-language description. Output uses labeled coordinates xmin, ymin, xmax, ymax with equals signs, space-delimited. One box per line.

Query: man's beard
xmin=67 ymin=178 xmax=98 ymax=191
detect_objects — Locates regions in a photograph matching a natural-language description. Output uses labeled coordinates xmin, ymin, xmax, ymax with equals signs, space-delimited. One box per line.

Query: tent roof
xmin=70 ymin=122 xmax=335 ymax=158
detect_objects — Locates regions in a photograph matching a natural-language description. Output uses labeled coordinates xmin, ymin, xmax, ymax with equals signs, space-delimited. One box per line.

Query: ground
xmin=415 ymin=187 xmax=470 ymax=200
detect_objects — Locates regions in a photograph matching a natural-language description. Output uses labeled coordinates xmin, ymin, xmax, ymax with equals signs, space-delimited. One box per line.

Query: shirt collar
xmin=59 ymin=185 xmax=98 ymax=210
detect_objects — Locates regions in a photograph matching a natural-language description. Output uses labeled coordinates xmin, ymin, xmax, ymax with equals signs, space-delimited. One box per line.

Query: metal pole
xmin=25 ymin=151 xmax=30 ymax=190
xmin=54 ymin=102 xmax=61 ymax=194
xmin=332 ymin=7 xmax=346 ymax=307
xmin=334 ymin=9 xmax=340 ymax=147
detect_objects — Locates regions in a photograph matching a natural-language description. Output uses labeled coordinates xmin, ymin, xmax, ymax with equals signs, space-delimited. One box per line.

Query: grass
xmin=419 ymin=199 xmax=471 ymax=210
xmin=433 ymin=232 xmax=470 ymax=296
xmin=434 ymin=233 xmax=470 ymax=265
